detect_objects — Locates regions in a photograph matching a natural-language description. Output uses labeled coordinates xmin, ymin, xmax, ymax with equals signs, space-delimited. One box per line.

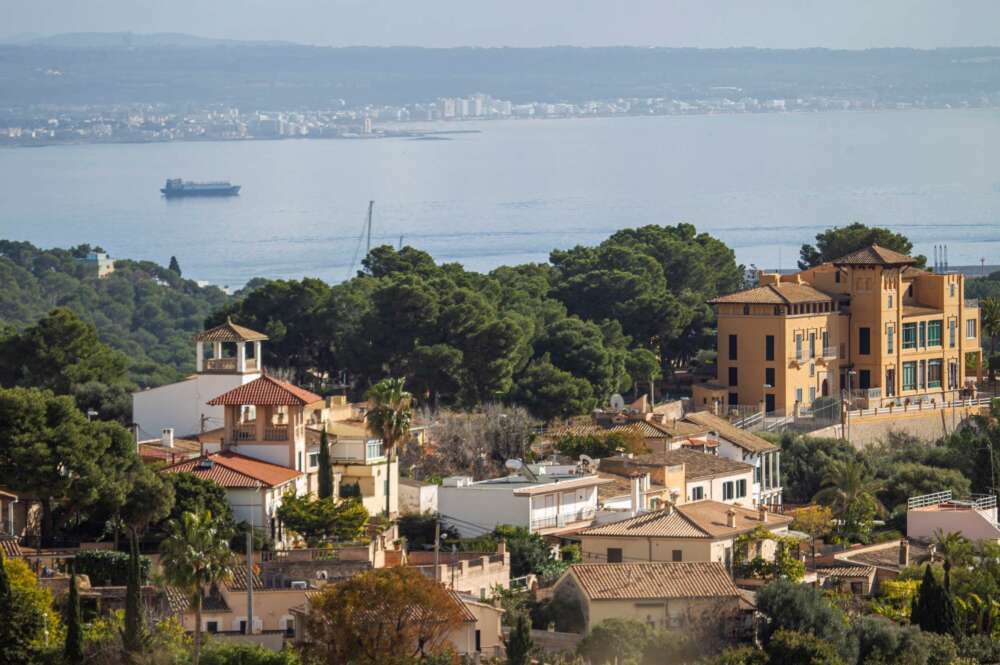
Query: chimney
xmin=758 ymin=507 xmax=768 ymax=524
xmin=665 ymin=502 xmax=674 ymax=516
xmin=726 ymin=508 xmax=737 ymax=529
xmin=899 ymin=539 xmax=910 ymax=567
xmin=161 ymin=428 xmax=174 ymax=449
xmin=630 ymin=474 xmax=643 ymax=516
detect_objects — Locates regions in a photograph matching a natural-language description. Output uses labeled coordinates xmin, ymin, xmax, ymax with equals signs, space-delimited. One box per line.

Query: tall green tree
xmin=123 ymin=531 xmax=144 ymax=656
xmin=911 ymin=565 xmax=960 ymax=637
xmin=159 ymin=510 xmax=235 ymax=665
xmin=366 ymin=377 xmax=413 ymax=516
xmin=64 ymin=572 xmax=84 ymax=664
xmin=275 ymin=495 xmax=369 ymax=546
xmin=512 ymin=355 xmax=595 ymax=422
xmin=798 ymin=222 xmax=926 ymax=269
xmin=168 ymin=255 xmax=182 ymax=276
xmin=505 ymin=612 xmax=533 ymax=665
xmin=917 ymin=530 xmax=972 ymax=592
xmin=980 ymin=297 xmax=1000 ymax=382
xmin=317 ymin=430 xmax=333 ymax=500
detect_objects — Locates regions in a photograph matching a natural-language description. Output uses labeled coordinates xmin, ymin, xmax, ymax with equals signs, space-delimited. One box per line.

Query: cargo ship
xmin=161 ymin=178 xmax=241 ymax=198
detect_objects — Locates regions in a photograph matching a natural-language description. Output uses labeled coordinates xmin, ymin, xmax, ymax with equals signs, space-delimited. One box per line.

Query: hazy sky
xmin=5 ymin=0 xmax=1000 ymax=49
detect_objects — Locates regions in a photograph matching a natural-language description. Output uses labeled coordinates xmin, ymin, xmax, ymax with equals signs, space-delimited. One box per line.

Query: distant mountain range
xmin=1 ymin=34 xmax=1000 ymax=108
xmin=0 ymin=31 xmax=295 ymax=48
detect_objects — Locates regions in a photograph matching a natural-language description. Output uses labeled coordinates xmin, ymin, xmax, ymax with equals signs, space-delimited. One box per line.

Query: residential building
xmin=406 ymin=542 xmax=511 ymax=599
xmin=815 ymin=565 xmax=878 ymax=597
xmin=79 ymin=251 xmax=115 ymax=278
xmin=161 ymin=451 xmax=305 ymax=545
xmin=817 ymin=539 xmax=925 ymax=593
xmin=306 ymin=418 xmax=398 ymax=516
xmin=438 ymin=463 xmax=612 ymax=537
xmin=906 ymin=490 xmax=1000 ymax=543
xmin=694 ymin=244 xmax=981 ymax=413
xmin=551 ymin=562 xmax=751 ymax=636
xmin=132 ymin=319 xmax=267 ymax=438
xmin=137 ymin=429 xmax=203 ymax=465
xmin=578 ymin=501 xmax=793 ymax=569
xmin=601 ymin=449 xmax=754 ymax=507
xmin=399 ymin=477 xmax=438 ymax=515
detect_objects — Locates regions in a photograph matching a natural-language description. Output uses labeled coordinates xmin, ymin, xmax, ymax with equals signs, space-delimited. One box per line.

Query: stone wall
xmin=807 ymin=405 xmax=985 ymax=448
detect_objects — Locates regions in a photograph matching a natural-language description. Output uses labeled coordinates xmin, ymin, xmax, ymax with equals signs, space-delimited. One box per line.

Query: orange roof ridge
xmin=207 ymin=374 xmax=322 ymax=406
xmin=161 ymin=450 xmax=302 ymax=488
xmin=194 ymin=318 xmax=269 ymax=343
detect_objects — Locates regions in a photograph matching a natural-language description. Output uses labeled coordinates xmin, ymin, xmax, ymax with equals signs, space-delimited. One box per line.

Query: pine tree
xmin=123 ymin=531 xmax=144 ymax=655
xmin=64 ymin=571 xmax=84 ymax=663
xmin=318 ymin=429 xmax=333 ymax=499
xmin=168 ymin=256 xmax=182 ymax=276
xmin=505 ymin=611 xmax=534 ymax=665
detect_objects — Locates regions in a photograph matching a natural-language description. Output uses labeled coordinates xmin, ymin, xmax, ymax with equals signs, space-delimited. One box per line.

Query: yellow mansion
xmin=694 ymin=245 xmax=981 ymax=414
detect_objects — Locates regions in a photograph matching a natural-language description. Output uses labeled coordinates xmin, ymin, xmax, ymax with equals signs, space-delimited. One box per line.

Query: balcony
xmin=204 ymin=357 xmax=259 ymax=372
xmin=264 ymin=425 xmax=289 ymax=441
xmin=231 ymin=423 xmax=257 ymax=441
xmin=530 ymin=507 xmax=596 ymax=531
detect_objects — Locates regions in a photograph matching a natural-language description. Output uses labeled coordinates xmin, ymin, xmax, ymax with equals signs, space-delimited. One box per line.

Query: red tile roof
xmin=832 ymin=244 xmax=916 ymax=266
xmin=207 ymin=374 xmax=322 ymax=406
xmin=160 ymin=451 xmax=302 ymax=488
xmin=194 ymin=318 xmax=269 ymax=342
xmin=566 ymin=562 xmax=741 ymax=601
xmin=709 ymin=282 xmax=833 ymax=305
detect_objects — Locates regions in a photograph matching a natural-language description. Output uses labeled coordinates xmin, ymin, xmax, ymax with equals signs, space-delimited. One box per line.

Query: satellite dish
xmin=610 ymin=394 xmax=626 ymax=411
xmin=505 ymin=459 xmax=524 ymax=472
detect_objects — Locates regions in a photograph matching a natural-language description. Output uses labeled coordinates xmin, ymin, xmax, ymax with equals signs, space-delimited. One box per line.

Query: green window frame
xmin=928 ymin=320 xmax=942 ymax=347
xmin=928 ymin=359 xmax=943 ymax=388
xmin=902 ymin=323 xmax=917 ymax=350
xmin=902 ymin=362 xmax=917 ymax=391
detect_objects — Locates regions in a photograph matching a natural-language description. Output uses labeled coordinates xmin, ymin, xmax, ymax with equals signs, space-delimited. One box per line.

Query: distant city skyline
xmin=4 ymin=0 xmax=1000 ymax=50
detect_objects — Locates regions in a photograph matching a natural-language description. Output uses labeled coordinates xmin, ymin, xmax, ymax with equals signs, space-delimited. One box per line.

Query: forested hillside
xmin=0 ymin=240 xmax=230 ymax=387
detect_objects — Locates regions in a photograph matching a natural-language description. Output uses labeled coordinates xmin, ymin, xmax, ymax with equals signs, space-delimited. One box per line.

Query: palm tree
xmin=981 ymin=298 xmax=1000 ymax=384
xmin=366 ymin=377 xmax=413 ymax=517
xmin=813 ymin=459 xmax=885 ymax=543
xmin=918 ymin=529 xmax=973 ymax=591
xmin=159 ymin=510 xmax=235 ymax=665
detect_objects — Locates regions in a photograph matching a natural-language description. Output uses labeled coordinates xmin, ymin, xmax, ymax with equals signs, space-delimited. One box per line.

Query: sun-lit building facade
xmin=694 ymin=245 xmax=980 ymax=414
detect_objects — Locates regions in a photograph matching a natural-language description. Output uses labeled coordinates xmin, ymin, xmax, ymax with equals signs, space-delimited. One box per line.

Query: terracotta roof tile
xmin=675 ymin=501 xmax=793 ymax=538
xmin=227 ymin=567 xmax=265 ymax=591
xmin=580 ymin=508 xmax=707 ymax=538
xmin=581 ymin=501 xmax=792 ymax=539
xmin=682 ymin=412 xmax=778 ymax=453
xmin=832 ymin=244 xmax=916 ymax=266
xmin=161 ymin=451 xmax=302 ymax=488
xmin=207 ymin=374 xmax=322 ymax=406
xmin=816 ymin=565 xmax=876 ymax=579
xmin=709 ymin=282 xmax=833 ymax=305
xmin=629 ymin=448 xmax=753 ymax=480
xmin=1 ymin=536 xmax=22 ymax=558
xmin=194 ymin=318 xmax=269 ymax=342
xmin=567 ymin=562 xmax=741 ymax=600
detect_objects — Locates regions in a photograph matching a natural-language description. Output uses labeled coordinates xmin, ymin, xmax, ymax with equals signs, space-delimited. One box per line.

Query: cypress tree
xmin=64 ymin=572 xmax=84 ymax=663
xmin=123 ymin=531 xmax=144 ymax=654
xmin=168 ymin=256 xmax=182 ymax=276
xmin=912 ymin=565 xmax=960 ymax=637
xmin=318 ymin=429 xmax=333 ymax=499
xmin=505 ymin=612 xmax=534 ymax=665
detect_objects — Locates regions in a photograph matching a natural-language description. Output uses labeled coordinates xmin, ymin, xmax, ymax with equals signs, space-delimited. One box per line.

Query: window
xmin=308 ymin=452 xmax=319 ymax=468
xmin=809 ymin=333 xmax=816 ymax=358
xmin=859 ymin=327 xmax=871 ymax=355
xmin=691 ymin=486 xmax=704 ymax=501
xmin=919 ymin=321 xmax=927 ymax=347
xmin=887 ymin=326 xmax=894 ymax=354
xmin=672 ymin=549 xmax=683 ymax=562
xmin=765 ymin=367 xmax=775 ymax=387
xmin=809 ymin=387 xmax=816 ymax=402
xmin=736 ymin=479 xmax=747 ymax=498
xmin=366 ymin=440 xmax=385 ymax=459
xmin=928 ymin=359 xmax=943 ymax=388
xmin=886 ymin=368 xmax=895 ymax=397
xmin=795 ymin=334 xmax=803 ymax=360
xmin=835 ymin=271 xmax=841 ymax=283
xmin=949 ymin=361 xmax=958 ymax=389
xmin=949 ymin=319 xmax=956 ymax=348
xmin=795 ymin=388 xmax=803 ymax=403
xmin=851 ymin=582 xmax=864 ymax=595
xmin=728 ymin=366 xmax=738 ymax=387
xmin=968 ymin=319 xmax=978 ymax=338
xmin=743 ymin=305 xmax=750 ymax=315
xmin=888 ymin=293 xmax=893 ymax=308
xmin=607 ymin=548 xmax=623 ymax=563
xmin=822 ymin=331 xmax=829 ymax=354
xmin=722 ymin=481 xmax=734 ymax=501
xmin=902 ymin=323 xmax=917 ymax=350
xmin=765 ymin=335 xmax=775 ymax=361
xmin=903 ymin=362 xmax=917 ymax=390
xmin=859 ymin=370 xmax=871 ymax=390
xmin=928 ymin=320 xmax=942 ymax=347
xmin=728 ymin=334 xmax=738 ymax=361
xmin=809 ymin=363 xmax=815 ymax=377
xmin=919 ymin=360 xmax=927 ymax=389
xmin=206 ymin=621 xmax=219 ymax=634
xmin=728 ymin=393 xmax=738 ymax=406
xmin=950 ymin=283 xmax=956 ymax=298
xmin=754 ymin=465 xmax=762 ymax=484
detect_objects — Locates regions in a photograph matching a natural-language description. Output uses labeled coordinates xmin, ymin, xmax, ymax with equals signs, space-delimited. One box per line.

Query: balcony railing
xmin=264 ymin=426 xmax=289 ymax=441
xmin=231 ymin=423 xmax=257 ymax=441
xmin=206 ymin=357 xmax=237 ymax=371
xmin=530 ymin=507 xmax=596 ymax=531
xmin=821 ymin=347 xmax=838 ymax=359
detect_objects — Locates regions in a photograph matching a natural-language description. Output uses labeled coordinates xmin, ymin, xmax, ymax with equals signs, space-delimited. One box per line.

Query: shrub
xmin=577 ymin=618 xmax=653 ymax=665
xmin=200 ymin=642 xmax=301 ymax=665
xmin=71 ymin=550 xmax=149 ymax=587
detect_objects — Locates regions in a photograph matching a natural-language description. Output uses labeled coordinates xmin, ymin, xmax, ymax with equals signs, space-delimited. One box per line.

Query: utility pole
xmin=434 ymin=518 xmax=440 ymax=582
xmin=399 ymin=234 xmax=404 ymax=250
xmin=246 ymin=482 xmax=260 ymax=635
xmin=366 ymin=200 xmax=374 ymax=255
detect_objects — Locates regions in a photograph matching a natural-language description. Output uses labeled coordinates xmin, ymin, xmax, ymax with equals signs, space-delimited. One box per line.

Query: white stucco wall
xmin=133 ymin=371 xmax=259 ymax=438
xmin=439 ymin=486 xmax=529 ymax=537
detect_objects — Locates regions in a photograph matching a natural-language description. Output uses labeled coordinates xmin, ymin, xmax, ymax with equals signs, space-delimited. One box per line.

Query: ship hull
xmin=161 ymin=186 xmax=241 ymax=198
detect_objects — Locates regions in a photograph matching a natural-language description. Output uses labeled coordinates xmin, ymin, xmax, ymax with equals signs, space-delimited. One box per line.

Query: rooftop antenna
xmin=933 ymin=245 xmax=938 ymax=272
xmin=944 ymin=245 xmax=948 ymax=273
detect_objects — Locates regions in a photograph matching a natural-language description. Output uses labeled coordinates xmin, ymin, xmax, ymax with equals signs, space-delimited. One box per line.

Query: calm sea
xmin=2 ymin=109 xmax=1000 ymax=289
